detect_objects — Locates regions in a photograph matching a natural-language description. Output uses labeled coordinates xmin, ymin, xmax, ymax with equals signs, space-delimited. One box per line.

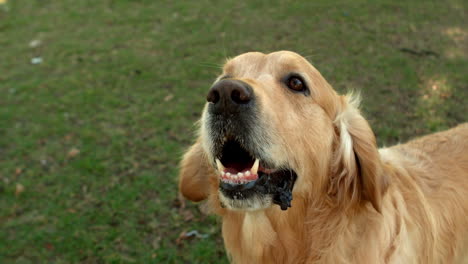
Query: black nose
xmin=206 ymin=79 xmax=253 ymax=113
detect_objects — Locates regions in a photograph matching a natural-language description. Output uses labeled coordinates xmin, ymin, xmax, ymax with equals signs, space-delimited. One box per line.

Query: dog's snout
xmin=207 ymin=79 xmax=253 ymax=112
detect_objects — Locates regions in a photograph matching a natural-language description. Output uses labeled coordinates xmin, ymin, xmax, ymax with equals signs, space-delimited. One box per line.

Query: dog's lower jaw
xmin=218 ymin=191 xmax=273 ymax=211
xmin=218 ymin=184 xmax=296 ymax=211
xmin=218 ymin=170 xmax=298 ymax=211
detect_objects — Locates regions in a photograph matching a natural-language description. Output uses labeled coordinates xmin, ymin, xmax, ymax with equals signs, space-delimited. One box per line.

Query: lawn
xmin=0 ymin=0 xmax=466 ymax=263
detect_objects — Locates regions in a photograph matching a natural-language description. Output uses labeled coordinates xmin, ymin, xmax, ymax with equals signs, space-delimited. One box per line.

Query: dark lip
xmin=219 ymin=169 xmax=298 ymax=210
xmin=219 ymin=179 xmax=257 ymax=191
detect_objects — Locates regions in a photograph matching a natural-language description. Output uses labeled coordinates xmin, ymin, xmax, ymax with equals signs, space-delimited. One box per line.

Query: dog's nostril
xmin=207 ymin=89 xmax=220 ymax=104
xmin=231 ymin=89 xmax=250 ymax=104
xmin=207 ymin=79 xmax=253 ymax=109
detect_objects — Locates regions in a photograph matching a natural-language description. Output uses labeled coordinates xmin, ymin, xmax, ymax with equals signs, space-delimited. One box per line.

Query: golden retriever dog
xmin=178 ymin=51 xmax=468 ymax=263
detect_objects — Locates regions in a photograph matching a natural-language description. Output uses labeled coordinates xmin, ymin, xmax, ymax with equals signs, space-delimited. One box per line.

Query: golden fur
xmin=179 ymin=51 xmax=468 ymax=263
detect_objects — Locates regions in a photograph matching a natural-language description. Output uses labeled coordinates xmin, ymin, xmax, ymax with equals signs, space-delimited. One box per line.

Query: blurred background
xmin=0 ymin=0 xmax=466 ymax=263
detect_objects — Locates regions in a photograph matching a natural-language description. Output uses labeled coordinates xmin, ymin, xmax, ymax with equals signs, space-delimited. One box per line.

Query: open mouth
xmin=216 ymin=140 xmax=260 ymax=184
xmin=215 ymin=139 xmax=297 ymax=210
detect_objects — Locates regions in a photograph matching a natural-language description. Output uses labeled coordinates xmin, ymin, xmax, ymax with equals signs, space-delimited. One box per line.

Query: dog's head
xmin=179 ymin=51 xmax=387 ymax=212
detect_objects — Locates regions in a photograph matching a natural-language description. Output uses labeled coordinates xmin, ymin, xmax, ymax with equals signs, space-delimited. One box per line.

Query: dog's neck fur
xmin=219 ymin=194 xmax=369 ymax=264
xmin=221 ymin=196 xmax=308 ymax=263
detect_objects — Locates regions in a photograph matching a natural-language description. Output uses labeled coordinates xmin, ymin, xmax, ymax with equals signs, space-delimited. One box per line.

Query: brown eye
xmin=287 ymin=76 xmax=305 ymax=91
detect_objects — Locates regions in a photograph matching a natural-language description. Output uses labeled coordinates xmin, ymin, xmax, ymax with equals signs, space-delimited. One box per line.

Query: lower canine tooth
xmin=237 ymin=172 xmax=243 ymax=178
xmin=216 ymin=159 xmax=225 ymax=172
xmin=251 ymin=159 xmax=260 ymax=175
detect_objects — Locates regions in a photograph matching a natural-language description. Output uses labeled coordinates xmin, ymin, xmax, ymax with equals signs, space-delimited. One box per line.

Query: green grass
xmin=0 ymin=0 xmax=466 ymax=263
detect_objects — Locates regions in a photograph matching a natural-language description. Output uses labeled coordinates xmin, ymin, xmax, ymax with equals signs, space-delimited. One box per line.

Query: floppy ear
xmin=329 ymin=94 xmax=388 ymax=212
xmin=179 ymin=139 xmax=213 ymax=202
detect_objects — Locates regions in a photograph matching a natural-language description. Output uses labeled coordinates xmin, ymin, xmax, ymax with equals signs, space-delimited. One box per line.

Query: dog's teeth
xmin=237 ymin=172 xmax=243 ymax=178
xmin=251 ymin=159 xmax=260 ymax=175
xmin=226 ymin=172 xmax=231 ymax=178
xmin=216 ymin=159 xmax=225 ymax=172
xmin=221 ymin=171 xmax=226 ymax=177
xmin=245 ymin=171 xmax=251 ymax=177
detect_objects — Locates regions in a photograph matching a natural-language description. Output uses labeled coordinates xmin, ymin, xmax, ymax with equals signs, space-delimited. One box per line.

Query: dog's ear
xmin=179 ymin=140 xmax=213 ymax=202
xmin=330 ymin=94 xmax=388 ymax=212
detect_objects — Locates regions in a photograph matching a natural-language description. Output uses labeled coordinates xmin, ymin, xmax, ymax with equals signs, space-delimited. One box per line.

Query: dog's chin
xmin=219 ymin=192 xmax=273 ymax=211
